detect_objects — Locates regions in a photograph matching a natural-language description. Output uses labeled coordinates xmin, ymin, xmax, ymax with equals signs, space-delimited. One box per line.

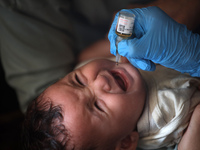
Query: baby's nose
xmin=93 ymin=74 xmax=111 ymax=92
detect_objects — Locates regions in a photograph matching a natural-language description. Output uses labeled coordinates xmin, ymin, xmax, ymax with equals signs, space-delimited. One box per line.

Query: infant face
xmin=42 ymin=59 xmax=146 ymax=149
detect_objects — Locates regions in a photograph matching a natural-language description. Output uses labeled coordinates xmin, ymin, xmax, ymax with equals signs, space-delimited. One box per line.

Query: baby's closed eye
xmin=94 ymin=101 xmax=104 ymax=112
xmin=75 ymin=74 xmax=84 ymax=86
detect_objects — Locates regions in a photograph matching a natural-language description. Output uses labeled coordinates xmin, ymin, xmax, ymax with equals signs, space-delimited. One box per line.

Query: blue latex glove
xmin=108 ymin=6 xmax=200 ymax=77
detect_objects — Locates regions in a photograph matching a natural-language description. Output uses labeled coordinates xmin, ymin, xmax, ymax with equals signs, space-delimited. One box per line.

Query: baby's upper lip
xmin=110 ymin=70 xmax=128 ymax=91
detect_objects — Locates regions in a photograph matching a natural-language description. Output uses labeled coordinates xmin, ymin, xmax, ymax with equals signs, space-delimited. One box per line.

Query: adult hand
xmin=108 ymin=6 xmax=200 ymax=77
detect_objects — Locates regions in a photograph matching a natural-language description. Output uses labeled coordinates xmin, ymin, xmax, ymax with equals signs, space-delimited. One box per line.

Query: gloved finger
xmin=128 ymin=57 xmax=156 ymax=71
xmin=109 ymin=33 xmax=118 ymax=55
xmin=108 ymin=8 xmax=146 ymax=56
xmin=117 ymin=37 xmax=148 ymax=59
xmin=108 ymin=7 xmax=149 ymax=56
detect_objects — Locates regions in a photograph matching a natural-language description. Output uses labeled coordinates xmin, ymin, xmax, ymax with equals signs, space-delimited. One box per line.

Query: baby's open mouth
xmin=111 ymin=71 xmax=127 ymax=91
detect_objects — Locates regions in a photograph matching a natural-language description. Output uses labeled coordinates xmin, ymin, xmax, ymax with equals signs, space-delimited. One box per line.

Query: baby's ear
xmin=115 ymin=131 xmax=139 ymax=150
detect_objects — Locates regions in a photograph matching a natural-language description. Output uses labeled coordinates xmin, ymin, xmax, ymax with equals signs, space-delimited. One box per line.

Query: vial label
xmin=116 ymin=17 xmax=135 ymax=34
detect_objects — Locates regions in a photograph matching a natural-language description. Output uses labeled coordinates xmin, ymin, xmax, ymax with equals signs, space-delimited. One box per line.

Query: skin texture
xmin=41 ymin=59 xmax=146 ymax=149
xmin=178 ymin=104 xmax=200 ymax=150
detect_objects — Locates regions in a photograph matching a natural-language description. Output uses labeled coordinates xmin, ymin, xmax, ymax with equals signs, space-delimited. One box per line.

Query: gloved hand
xmin=108 ymin=6 xmax=200 ymax=77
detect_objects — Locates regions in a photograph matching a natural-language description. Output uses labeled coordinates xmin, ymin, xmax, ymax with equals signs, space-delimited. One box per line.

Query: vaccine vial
xmin=116 ymin=11 xmax=135 ymax=37
xmin=115 ymin=11 xmax=135 ymax=65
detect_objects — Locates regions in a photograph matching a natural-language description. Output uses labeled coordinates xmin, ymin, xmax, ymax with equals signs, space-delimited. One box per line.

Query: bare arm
xmin=178 ymin=104 xmax=200 ymax=150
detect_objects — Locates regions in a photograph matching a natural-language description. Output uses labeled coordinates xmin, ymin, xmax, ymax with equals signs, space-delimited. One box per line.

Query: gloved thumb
xmin=128 ymin=58 xmax=156 ymax=71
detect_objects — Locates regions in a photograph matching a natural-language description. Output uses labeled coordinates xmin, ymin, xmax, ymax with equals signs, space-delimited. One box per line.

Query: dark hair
xmin=22 ymin=93 xmax=73 ymax=150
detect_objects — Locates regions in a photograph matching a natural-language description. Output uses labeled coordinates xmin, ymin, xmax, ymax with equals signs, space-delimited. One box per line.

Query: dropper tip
xmin=116 ymin=53 xmax=121 ymax=66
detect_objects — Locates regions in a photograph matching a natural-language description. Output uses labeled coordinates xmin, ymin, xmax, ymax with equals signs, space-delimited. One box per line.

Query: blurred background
xmin=0 ymin=63 xmax=24 ymax=150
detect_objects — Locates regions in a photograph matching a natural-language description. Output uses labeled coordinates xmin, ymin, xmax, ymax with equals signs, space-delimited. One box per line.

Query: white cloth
xmin=137 ymin=65 xmax=200 ymax=149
